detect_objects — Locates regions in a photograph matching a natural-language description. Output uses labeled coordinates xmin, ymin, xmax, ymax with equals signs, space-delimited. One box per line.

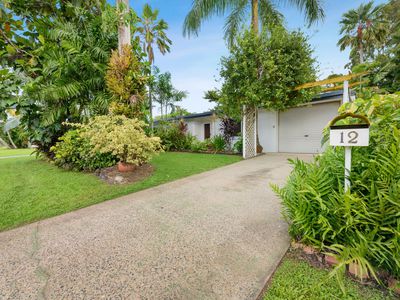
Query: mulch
xmin=95 ymin=164 xmax=154 ymax=185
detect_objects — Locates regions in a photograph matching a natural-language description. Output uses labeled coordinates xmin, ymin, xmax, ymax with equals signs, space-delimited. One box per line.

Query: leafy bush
xmin=155 ymin=120 xmax=194 ymax=151
xmin=82 ymin=115 xmax=163 ymax=166
xmin=233 ymin=136 xmax=243 ymax=153
xmin=274 ymin=93 xmax=400 ymax=280
xmin=208 ymin=135 xmax=226 ymax=152
xmin=220 ymin=117 xmax=241 ymax=149
xmin=190 ymin=139 xmax=207 ymax=152
xmin=51 ymin=129 xmax=117 ymax=171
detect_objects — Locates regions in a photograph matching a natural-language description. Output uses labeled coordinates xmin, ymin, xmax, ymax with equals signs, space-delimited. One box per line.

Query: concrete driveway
xmin=0 ymin=153 xmax=312 ymax=300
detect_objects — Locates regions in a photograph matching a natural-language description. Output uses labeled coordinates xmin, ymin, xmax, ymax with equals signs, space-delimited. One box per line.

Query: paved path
xmin=0 ymin=153 xmax=312 ymax=300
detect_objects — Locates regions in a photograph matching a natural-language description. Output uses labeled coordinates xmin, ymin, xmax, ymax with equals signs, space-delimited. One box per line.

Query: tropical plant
xmin=233 ymin=135 xmax=243 ymax=153
xmin=190 ymin=139 xmax=208 ymax=152
xmin=208 ymin=135 xmax=226 ymax=152
xmin=51 ymin=129 xmax=117 ymax=171
xmin=216 ymin=27 xmax=317 ymax=118
xmin=352 ymin=0 xmax=400 ymax=93
xmin=155 ymin=120 xmax=194 ymax=151
xmin=152 ymin=71 xmax=188 ymax=118
xmin=0 ymin=0 xmax=128 ymax=154
xmin=337 ymin=1 xmax=387 ymax=66
xmin=273 ymin=93 xmax=400 ymax=286
xmin=220 ymin=117 xmax=241 ymax=149
xmin=183 ymin=0 xmax=324 ymax=47
xmin=82 ymin=115 xmax=163 ymax=166
xmin=105 ymin=44 xmax=149 ymax=119
xmin=136 ymin=4 xmax=172 ymax=129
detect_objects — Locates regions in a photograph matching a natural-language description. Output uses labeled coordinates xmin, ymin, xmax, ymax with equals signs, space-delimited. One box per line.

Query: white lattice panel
xmin=243 ymin=106 xmax=257 ymax=159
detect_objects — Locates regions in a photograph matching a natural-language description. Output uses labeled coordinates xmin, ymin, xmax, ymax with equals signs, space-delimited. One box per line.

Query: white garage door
xmin=278 ymin=102 xmax=340 ymax=153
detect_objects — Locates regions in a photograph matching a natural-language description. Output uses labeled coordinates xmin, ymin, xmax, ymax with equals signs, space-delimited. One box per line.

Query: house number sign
xmin=329 ymin=112 xmax=370 ymax=192
xmin=330 ymin=124 xmax=369 ymax=146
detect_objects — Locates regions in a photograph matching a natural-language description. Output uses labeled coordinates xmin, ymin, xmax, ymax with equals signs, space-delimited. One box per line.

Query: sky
xmin=113 ymin=0 xmax=387 ymax=115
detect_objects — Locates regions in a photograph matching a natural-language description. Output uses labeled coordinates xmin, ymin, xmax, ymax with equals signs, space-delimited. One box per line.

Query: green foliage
xmin=51 ymin=129 xmax=117 ymax=171
xmin=189 ymin=139 xmax=208 ymax=152
xmin=233 ymin=136 xmax=243 ymax=153
xmin=264 ymin=255 xmax=395 ymax=300
xmin=151 ymin=70 xmax=188 ymax=118
xmin=0 ymin=125 xmax=29 ymax=148
xmin=208 ymin=135 xmax=226 ymax=152
xmin=106 ymin=45 xmax=149 ymax=119
xmin=183 ymin=0 xmax=324 ymax=48
xmin=155 ymin=120 xmax=194 ymax=151
xmin=339 ymin=0 xmax=399 ymax=92
xmin=82 ymin=115 xmax=162 ymax=165
xmin=217 ymin=28 xmax=317 ymax=118
xmin=136 ymin=4 xmax=171 ymax=65
xmin=0 ymin=1 xmax=151 ymax=155
xmin=274 ymin=93 xmax=400 ymax=281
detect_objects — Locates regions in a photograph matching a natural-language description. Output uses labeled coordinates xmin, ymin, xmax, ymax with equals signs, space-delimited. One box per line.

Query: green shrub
xmin=233 ymin=136 xmax=243 ymax=153
xmin=208 ymin=135 xmax=226 ymax=152
xmin=155 ymin=120 xmax=194 ymax=151
xmin=273 ymin=93 xmax=400 ymax=280
xmin=51 ymin=129 xmax=117 ymax=171
xmin=190 ymin=139 xmax=208 ymax=152
xmin=82 ymin=115 xmax=163 ymax=166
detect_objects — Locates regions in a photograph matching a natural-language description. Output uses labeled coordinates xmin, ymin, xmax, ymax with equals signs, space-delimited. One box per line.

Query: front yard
xmin=0 ymin=152 xmax=240 ymax=231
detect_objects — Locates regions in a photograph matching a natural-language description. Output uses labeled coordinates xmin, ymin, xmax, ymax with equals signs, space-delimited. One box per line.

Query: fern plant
xmin=274 ymin=93 xmax=400 ymax=283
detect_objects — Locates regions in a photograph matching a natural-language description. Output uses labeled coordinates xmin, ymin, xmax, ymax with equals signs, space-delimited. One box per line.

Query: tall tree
xmin=116 ymin=0 xmax=131 ymax=53
xmin=183 ymin=0 xmax=324 ymax=47
xmin=152 ymin=71 xmax=187 ymax=119
xmin=337 ymin=1 xmax=386 ymax=65
xmin=184 ymin=0 xmax=324 ymax=154
xmin=136 ymin=4 xmax=172 ymax=129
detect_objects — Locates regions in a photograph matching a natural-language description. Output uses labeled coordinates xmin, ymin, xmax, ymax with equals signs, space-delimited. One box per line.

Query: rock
xmin=388 ymin=277 xmax=400 ymax=295
xmin=348 ymin=262 xmax=369 ymax=280
xmin=325 ymin=254 xmax=339 ymax=266
xmin=114 ymin=175 xmax=124 ymax=184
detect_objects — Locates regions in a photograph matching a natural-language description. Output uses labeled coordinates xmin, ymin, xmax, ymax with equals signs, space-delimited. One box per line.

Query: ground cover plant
xmin=263 ymin=250 xmax=395 ymax=300
xmin=0 ymin=152 xmax=241 ymax=231
xmin=273 ymin=93 xmax=400 ymax=287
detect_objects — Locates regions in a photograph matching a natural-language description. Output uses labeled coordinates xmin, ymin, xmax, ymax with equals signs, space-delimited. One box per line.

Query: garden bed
xmin=96 ymin=163 xmax=154 ymax=184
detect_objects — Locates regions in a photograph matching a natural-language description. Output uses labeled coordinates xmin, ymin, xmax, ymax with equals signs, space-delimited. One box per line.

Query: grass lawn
xmin=0 ymin=152 xmax=241 ymax=231
xmin=0 ymin=148 xmax=34 ymax=157
xmin=264 ymin=251 xmax=395 ymax=300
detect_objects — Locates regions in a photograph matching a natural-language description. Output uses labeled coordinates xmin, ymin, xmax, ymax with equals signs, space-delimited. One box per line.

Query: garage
xmin=278 ymin=101 xmax=340 ymax=153
xmin=258 ymin=91 xmax=344 ymax=154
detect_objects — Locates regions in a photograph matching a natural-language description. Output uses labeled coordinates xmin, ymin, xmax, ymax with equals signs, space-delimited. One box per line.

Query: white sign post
xmin=329 ymin=81 xmax=370 ymax=192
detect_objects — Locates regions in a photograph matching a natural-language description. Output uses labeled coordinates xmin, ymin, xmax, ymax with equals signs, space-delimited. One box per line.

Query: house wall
xmin=185 ymin=117 xmax=223 ymax=141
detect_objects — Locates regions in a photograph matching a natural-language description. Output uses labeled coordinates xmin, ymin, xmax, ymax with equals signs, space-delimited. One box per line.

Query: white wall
xmin=185 ymin=117 xmax=223 ymax=141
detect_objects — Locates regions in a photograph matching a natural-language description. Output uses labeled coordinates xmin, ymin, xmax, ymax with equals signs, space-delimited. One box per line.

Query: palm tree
xmin=116 ymin=0 xmax=131 ymax=53
xmin=338 ymin=1 xmax=386 ymax=64
xmin=152 ymin=72 xmax=187 ymax=119
xmin=183 ymin=0 xmax=324 ymax=46
xmin=136 ymin=4 xmax=172 ymax=128
xmin=184 ymin=0 xmax=324 ymax=155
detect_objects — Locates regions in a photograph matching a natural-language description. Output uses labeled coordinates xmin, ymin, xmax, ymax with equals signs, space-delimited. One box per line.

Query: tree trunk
xmin=117 ymin=0 xmax=131 ymax=54
xmin=359 ymin=42 xmax=364 ymax=64
xmin=251 ymin=0 xmax=259 ymax=33
xmin=250 ymin=0 xmax=263 ymax=153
